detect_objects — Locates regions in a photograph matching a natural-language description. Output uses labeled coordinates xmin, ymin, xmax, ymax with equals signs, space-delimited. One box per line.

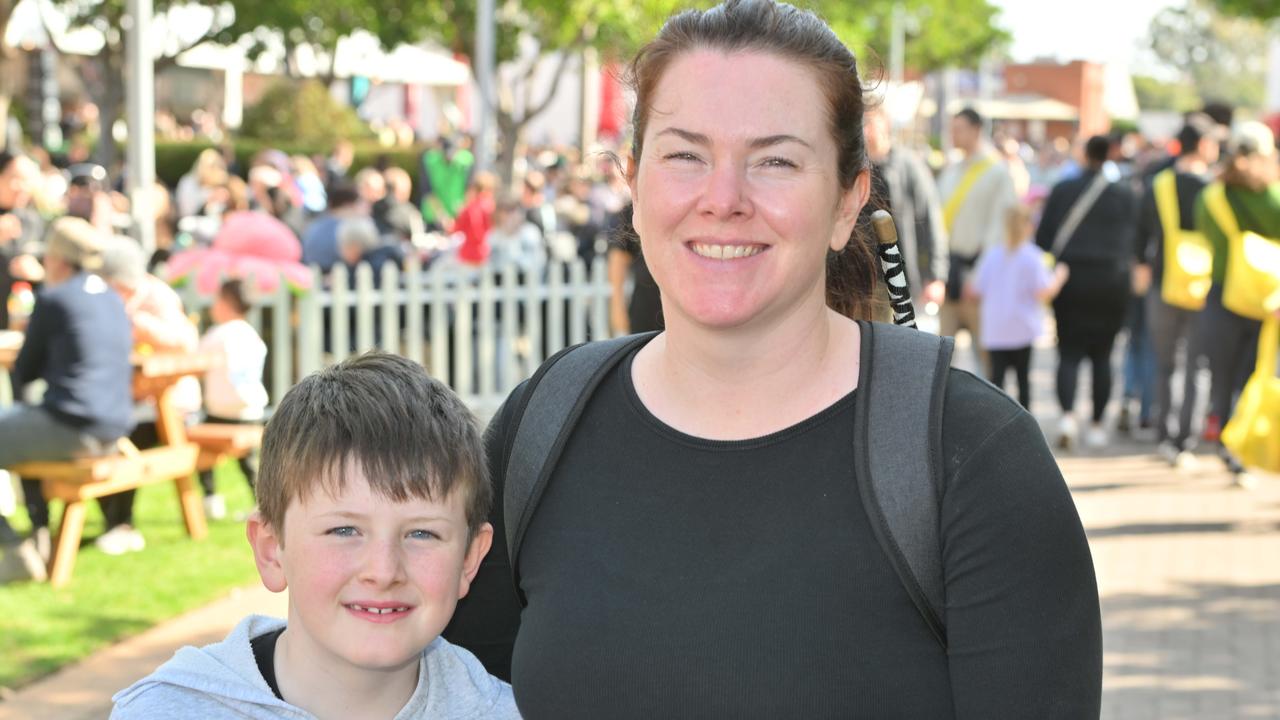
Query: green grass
xmin=0 ymin=462 xmax=262 ymax=692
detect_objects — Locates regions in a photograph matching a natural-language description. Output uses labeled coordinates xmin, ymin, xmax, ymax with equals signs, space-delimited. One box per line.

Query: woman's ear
xmin=831 ymin=170 xmax=871 ymax=253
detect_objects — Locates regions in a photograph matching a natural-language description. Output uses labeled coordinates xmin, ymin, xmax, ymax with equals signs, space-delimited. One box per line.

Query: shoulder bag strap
xmin=853 ymin=321 xmax=954 ymax=649
xmin=504 ymin=332 xmax=657 ymax=593
xmin=1050 ymin=172 xmax=1111 ymax=258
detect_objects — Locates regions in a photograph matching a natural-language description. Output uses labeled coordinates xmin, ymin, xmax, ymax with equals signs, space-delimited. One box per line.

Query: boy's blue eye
xmin=407 ymin=529 xmax=439 ymax=541
xmin=327 ymin=526 xmax=358 ymax=537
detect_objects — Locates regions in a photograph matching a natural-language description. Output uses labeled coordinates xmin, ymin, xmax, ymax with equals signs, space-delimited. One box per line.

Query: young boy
xmin=111 ymin=353 xmax=519 ymax=719
xmin=197 ymin=279 xmax=269 ymax=520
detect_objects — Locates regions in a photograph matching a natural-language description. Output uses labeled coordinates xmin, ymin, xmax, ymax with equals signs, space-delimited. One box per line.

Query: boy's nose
xmin=359 ymin=539 xmax=408 ymax=586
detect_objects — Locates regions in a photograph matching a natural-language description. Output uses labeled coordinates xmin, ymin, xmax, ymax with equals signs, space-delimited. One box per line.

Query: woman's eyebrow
xmin=654 ymin=127 xmax=811 ymax=150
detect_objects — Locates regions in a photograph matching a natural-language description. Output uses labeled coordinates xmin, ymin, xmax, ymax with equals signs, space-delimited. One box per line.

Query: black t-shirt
xmin=251 ymin=628 xmax=285 ymax=700
xmin=445 ymin=346 xmax=1102 ymax=718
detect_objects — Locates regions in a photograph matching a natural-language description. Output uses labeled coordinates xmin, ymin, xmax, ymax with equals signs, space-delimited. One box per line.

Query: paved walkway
xmin=2 ymin=341 xmax=1278 ymax=719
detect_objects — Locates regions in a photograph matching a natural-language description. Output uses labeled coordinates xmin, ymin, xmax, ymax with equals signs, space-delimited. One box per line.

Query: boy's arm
xmin=442 ymin=386 xmax=527 ymax=682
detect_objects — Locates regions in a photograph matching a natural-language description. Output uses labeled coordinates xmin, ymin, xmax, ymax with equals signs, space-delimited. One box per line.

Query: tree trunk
xmin=92 ymin=50 xmax=126 ymax=174
xmin=495 ymin=111 xmax=524 ymax=192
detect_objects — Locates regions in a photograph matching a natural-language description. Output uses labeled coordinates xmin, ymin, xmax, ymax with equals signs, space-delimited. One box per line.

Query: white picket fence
xmin=179 ymin=256 xmax=614 ymax=418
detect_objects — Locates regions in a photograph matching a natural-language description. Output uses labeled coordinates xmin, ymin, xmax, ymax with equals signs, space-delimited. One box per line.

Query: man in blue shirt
xmin=0 ymin=217 xmax=134 ymax=583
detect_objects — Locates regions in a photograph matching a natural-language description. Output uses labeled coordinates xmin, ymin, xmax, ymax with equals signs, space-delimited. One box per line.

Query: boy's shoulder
xmin=111 ymin=615 xmax=296 ymax=720
xmin=409 ymin=636 xmax=520 ymax=719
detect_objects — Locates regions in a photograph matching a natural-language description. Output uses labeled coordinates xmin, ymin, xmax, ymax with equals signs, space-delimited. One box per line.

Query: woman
xmin=446 ymin=1 xmax=1101 ymax=716
xmin=1193 ymin=121 xmax=1280 ymax=487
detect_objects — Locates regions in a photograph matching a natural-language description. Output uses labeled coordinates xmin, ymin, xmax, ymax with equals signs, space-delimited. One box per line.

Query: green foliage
xmin=816 ymin=0 xmax=1011 ymax=75
xmin=1146 ymin=0 xmax=1268 ymax=112
xmin=0 ymin=462 xmax=259 ymax=691
xmin=154 ymin=139 xmax=424 ymax=190
xmin=240 ymin=80 xmax=373 ymax=147
xmin=1132 ymin=74 xmax=1201 ymax=113
xmin=1210 ymin=0 xmax=1280 ymax=19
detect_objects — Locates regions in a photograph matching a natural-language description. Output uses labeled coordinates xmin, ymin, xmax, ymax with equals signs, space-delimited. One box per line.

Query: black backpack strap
xmin=853 ymin=320 xmax=954 ymax=649
xmin=504 ymin=332 xmax=658 ymax=595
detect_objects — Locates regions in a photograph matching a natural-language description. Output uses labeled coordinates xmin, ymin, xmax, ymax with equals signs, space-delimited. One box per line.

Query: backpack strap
xmin=504 ymin=332 xmax=657 ymax=596
xmin=853 ymin=321 xmax=954 ymax=649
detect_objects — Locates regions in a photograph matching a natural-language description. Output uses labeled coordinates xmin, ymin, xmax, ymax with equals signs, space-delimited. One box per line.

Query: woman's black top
xmin=445 ymin=347 xmax=1102 ymax=719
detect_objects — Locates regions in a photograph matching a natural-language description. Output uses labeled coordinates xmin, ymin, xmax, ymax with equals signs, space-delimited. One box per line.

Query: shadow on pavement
xmin=1102 ymin=581 xmax=1280 ymax=719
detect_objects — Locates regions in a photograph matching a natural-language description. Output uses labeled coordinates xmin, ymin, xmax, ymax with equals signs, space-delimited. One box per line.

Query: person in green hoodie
xmin=1193 ymin=121 xmax=1280 ymax=487
xmin=417 ymin=137 xmax=474 ymax=233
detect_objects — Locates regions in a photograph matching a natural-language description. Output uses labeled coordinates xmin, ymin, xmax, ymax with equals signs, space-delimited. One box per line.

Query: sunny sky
xmin=992 ymin=0 xmax=1180 ymax=70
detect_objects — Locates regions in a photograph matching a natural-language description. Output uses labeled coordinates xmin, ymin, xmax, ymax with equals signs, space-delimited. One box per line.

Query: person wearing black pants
xmin=1036 ymin=135 xmax=1136 ymax=449
xmin=989 ymin=347 xmax=1032 ymax=409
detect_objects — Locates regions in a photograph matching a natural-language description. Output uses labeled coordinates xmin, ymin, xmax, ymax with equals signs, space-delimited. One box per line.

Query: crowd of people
xmin=868 ymin=102 xmax=1280 ymax=489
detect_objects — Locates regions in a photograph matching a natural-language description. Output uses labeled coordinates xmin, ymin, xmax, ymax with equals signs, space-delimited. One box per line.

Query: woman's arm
xmin=442 ymin=387 xmax=528 ymax=681
xmin=939 ymin=374 xmax=1102 ymax=719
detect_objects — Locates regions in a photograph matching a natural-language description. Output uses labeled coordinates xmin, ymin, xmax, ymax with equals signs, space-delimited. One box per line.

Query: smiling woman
xmin=445 ymin=1 xmax=1103 ymax=717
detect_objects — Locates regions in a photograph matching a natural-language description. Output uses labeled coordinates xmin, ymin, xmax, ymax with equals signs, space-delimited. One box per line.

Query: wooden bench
xmin=186 ymin=423 xmax=264 ymax=473
xmin=11 ymin=439 xmax=202 ymax=587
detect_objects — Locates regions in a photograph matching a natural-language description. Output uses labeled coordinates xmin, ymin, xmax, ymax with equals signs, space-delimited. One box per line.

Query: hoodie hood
xmin=111 ymin=614 xmax=519 ymax=719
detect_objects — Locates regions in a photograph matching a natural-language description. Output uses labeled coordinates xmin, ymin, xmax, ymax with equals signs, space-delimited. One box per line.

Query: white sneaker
xmin=1084 ymin=423 xmax=1109 ymax=449
xmin=203 ymin=493 xmax=227 ymax=521
xmin=95 ymin=525 xmax=145 ymax=555
xmin=1231 ymin=472 xmax=1259 ymax=490
xmin=1156 ymin=441 xmax=1195 ymax=469
xmin=1057 ymin=415 xmax=1078 ymax=450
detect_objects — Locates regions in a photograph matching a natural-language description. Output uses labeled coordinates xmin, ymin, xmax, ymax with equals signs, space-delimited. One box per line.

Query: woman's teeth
xmin=690 ymin=243 xmax=763 ymax=260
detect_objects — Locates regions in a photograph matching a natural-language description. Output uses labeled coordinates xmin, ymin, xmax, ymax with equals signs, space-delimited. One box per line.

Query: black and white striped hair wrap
xmin=870 ymin=210 xmax=917 ymax=328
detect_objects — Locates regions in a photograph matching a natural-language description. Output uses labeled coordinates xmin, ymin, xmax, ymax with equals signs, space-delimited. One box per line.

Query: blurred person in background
xmin=863 ymin=105 xmax=948 ymax=318
xmin=1135 ymin=113 xmax=1223 ymax=466
xmin=301 ymin=181 xmax=366 ymax=274
xmin=418 ymin=137 xmax=474 ymax=232
xmin=195 ymin=279 xmax=267 ymax=521
xmin=94 ymin=237 xmax=201 ymax=555
xmin=1037 ymin=135 xmax=1136 ymax=450
xmin=291 ymin=155 xmax=328 ymax=216
xmin=174 ymin=148 xmax=229 ymax=220
xmin=0 ymin=151 xmax=46 ymax=331
xmin=452 ymin=172 xmax=497 ymax=267
xmin=1 ymin=218 xmax=131 ymax=582
xmin=937 ymin=108 xmax=1017 ymax=370
xmin=1193 ymin=121 xmax=1280 ymax=488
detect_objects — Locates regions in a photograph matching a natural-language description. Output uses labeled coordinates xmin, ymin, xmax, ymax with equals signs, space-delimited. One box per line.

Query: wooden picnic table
xmin=3 ymin=333 xmax=219 ymax=585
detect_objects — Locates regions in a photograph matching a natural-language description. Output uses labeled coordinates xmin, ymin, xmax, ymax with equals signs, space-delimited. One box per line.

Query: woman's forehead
xmin=647 ymin=50 xmax=830 ymax=140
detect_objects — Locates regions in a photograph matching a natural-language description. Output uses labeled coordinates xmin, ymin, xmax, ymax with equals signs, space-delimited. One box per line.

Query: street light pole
xmin=126 ymin=0 xmax=156 ymax=252
xmin=474 ymin=0 xmax=496 ymax=173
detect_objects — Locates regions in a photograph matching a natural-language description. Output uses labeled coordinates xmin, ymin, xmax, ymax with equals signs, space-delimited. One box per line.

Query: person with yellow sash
xmin=1193 ymin=121 xmax=1280 ymax=488
xmin=1134 ymin=113 xmax=1223 ymax=467
xmin=937 ymin=108 xmax=1016 ymax=371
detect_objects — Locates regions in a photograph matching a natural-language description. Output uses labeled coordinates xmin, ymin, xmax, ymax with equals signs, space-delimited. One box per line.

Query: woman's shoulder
xmin=940 ymin=367 xmax=1043 ymax=474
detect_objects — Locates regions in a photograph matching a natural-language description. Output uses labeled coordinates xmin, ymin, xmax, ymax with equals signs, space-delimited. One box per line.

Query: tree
xmin=1132 ymin=74 xmax=1201 ymax=113
xmin=434 ymin=0 xmax=1008 ymax=187
xmin=1144 ymin=0 xmax=1269 ymax=112
xmin=240 ymin=80 xmax=372 ymax=146
xmin=210 ymin=1 xmax=443 ymax=86
xmin=46 ymin=0 xmax=232 ymax=170
xmin=0 ymin=0 xmax=22 ymax=149
xmin=1210 ymin=0 xmax=1280 ymax=18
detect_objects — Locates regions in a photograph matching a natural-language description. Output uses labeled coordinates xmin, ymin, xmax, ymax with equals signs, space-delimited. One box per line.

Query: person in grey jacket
xmin=864 ymin=104 xmax=949 ymax=315
xmin=111 ymin=616 xmax=515 ymax=720
xmin=110 ymin=353 xmax=519 ymax=720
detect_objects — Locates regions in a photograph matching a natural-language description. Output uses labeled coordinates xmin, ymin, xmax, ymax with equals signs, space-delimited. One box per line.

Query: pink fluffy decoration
xmin=166 ymin=211 xmax=313 ymax=296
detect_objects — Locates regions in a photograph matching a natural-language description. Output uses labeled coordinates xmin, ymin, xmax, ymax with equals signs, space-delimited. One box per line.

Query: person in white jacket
xmin=197 ymin=279 xmax=269 ymax=520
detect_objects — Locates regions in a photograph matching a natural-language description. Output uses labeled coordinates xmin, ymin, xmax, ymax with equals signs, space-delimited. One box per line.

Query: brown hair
xmin=626 ymin=0 xmax=877 ymax=319
xmin=217 ymin=279 xmax=250 ymax=317
xmin=256 ymin=352 xmax=490 ymax=540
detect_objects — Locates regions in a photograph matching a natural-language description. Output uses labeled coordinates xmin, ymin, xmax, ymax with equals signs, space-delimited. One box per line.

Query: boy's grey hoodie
xmin=110 ymin=615 xmax=519 ymax=719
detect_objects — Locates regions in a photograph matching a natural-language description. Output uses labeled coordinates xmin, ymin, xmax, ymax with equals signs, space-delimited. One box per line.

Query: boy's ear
xmin=246 ymin=511 xmax=288 ymax=593
xmin=456 ymin=522 xmax=494 ymax=600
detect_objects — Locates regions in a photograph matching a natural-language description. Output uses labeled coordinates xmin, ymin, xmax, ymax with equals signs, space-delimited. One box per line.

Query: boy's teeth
xmin=351 ymin=604 xmax=408 ymax=614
